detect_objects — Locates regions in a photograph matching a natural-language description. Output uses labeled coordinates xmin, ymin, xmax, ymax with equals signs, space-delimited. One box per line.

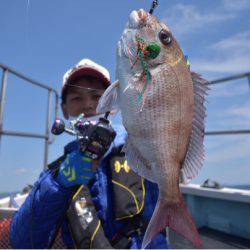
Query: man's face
xmin=61 ymin=78 xmax=106 ymax=119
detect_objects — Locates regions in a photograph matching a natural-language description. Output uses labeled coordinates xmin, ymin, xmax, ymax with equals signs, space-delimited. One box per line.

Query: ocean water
xmin=1 ymin=185 xmax=249 ymax=200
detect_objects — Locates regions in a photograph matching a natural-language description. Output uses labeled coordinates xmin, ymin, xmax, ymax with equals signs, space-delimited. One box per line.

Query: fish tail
xmin=142 ymin=196 xmax=202 ymax=249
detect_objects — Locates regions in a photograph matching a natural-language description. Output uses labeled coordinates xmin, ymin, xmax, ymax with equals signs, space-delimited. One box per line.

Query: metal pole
xmin=54 ymin=93 xmax=59 ymax=121
xmin=44 ymin=89 xmax=53 ymax=170
xmin=0 ymin=69 xmax=8 ymax=149
xmin=248 ymin=77 xmax=250 ymax=93
xmin=208 ymin=72 xmax=250 ymax=85
xmin=0 ymin=63 xmax=57 ymax=93
xmin=205 ymin=129 xmax=250 ymax=136
xmin=2 ymin=130 xmax=47 ymax=139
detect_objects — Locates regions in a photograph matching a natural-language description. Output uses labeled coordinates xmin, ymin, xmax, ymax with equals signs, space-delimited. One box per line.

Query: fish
xmin=97 ymin=9 xmax=208 ymax=249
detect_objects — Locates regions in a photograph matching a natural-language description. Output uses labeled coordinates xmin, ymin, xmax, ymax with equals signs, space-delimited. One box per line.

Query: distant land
xmin=227 ymin=185 xmax=250 ymax=190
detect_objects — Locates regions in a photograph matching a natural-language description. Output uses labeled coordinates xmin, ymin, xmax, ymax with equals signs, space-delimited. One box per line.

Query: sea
xmin=1 ymin=185 xmax=250 ymax=199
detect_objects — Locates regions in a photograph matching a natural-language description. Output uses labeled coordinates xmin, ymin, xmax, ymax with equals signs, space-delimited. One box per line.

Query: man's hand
xmin=56 ymin=150 xmax=95 ymax=188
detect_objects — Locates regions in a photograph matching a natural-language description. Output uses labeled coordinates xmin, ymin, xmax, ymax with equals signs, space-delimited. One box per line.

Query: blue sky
xmin=0 ymin=0 xmax=250 ymax=192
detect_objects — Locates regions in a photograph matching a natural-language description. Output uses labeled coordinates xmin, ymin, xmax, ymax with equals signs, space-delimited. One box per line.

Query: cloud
xmin=215 ymin=117 xmax=250 ymax=130
xmin=220 ymin=119 xmax=250 ymax=127
xmin=227 ymin=106 xmax=250 ymax=118
xmin=192 ymin=56 xmax=250 ymax=74
xmin=192 ymin=31 xmax=250 ymax=74
xmin=194 ymin=161 xmax=250 ymax=186
xmin=161 ymin=3 xmax=235 ymax=36
xmin=14 ymin=168 xmax=28 ymax=174
xmin=160 ymin=2 xmax=250 ymax=74
xmin=210 ymin=31 xmax=250 ymax=54
xmin=223 ymin=105 xmax=250 ymax=127
xmin=204 ymin=136 xmax=235 ymax=150
xmin=222 ymin=0 xmax=250 ymax=11
xmin=208 ymin=83 xmax=248 ymax=98
xmin=206 ymin=138 xmax=250 ymax=163
xmin=203 ymin=100 xmax=250 ymax=130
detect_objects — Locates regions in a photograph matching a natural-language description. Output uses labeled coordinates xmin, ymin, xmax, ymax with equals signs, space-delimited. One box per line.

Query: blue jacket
xmin=10 ymin=125 xmax=168 ymax=249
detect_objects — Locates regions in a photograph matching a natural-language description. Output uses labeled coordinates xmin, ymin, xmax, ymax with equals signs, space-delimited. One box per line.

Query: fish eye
xmin=159 ymin=29 xmax=172 ymax=45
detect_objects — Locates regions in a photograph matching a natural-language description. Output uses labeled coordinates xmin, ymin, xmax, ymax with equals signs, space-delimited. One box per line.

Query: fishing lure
xmin=128 ymin=36 xmax=161 ymax=110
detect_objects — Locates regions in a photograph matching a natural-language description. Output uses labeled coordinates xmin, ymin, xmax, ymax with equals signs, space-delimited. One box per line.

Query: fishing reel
xmin=51 ymin=114 xmax=116 ymax=160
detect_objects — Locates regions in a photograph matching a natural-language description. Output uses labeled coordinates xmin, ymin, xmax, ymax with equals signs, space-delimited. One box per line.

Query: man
xmin=10 ymin=59 xmax=168 ymax=249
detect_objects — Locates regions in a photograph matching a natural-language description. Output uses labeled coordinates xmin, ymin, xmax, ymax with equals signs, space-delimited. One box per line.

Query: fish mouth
xmin=128 ymin=9 xmax=148 ymax=29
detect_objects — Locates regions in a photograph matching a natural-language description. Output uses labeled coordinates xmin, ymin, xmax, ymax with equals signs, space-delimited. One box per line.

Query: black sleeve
xmin=66 ymin=186 xmax=113 ymax=249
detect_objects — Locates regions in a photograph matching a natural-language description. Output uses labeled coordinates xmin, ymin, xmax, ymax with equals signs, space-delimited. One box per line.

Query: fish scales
xmin=97 ymin=9 xmax=208 ymax=249
xmin=124 ymin=64 xmax=193 ymax=182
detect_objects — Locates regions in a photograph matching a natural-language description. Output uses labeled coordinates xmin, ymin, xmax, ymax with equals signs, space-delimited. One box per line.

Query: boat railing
xmin=0 ymin=64 xmax=250 ymax=170
xmin=0 ymin=63 xmax=59 ymax=170
xmin=205 ymin=72 xmax=250 ymax=136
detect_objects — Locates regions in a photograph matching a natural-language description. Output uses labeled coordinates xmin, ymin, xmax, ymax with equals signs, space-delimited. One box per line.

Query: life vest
xmin=65 ymin=146 xmax=149 ymax=249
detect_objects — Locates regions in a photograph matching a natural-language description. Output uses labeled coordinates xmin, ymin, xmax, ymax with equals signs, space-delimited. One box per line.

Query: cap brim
xmin=65 ymin=67 xmax=110 ymax=87
xmin=61 ymin=67 xmax=110 ymax=101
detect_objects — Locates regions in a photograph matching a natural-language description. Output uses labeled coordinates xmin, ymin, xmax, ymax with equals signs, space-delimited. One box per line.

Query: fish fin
xmin=96 ymin=80 xmax=120 ymax=114
xmin=142 ymin=196 xmax=202 ymax=249
xmin=122 ymin=138 xmax=157 ymax=183
xmin=181 ymin=72 xmax=209 ymax=184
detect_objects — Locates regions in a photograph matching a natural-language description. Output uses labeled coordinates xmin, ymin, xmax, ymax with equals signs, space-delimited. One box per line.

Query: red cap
xmin=62 ymin=59 xmax=110 ymax=99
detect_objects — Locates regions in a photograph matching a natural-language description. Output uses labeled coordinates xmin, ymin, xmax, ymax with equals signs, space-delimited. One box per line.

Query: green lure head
xmin=146 ymin=43 xmax=161 ymax=59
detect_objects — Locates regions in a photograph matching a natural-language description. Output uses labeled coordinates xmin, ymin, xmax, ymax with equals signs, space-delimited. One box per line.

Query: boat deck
xmin=170 ymin=227 xmax=250 ymax=249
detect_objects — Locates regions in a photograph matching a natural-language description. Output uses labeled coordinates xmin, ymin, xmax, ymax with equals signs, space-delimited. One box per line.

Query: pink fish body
xmin=97 ymin=9 xmax=208 ymax=249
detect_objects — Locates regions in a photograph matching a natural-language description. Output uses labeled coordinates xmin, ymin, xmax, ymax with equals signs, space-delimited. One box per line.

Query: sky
xmin=0 ymin=0 xmax=250 ymax=192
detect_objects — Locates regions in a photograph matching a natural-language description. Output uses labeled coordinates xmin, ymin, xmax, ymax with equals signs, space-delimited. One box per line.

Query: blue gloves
xmin=56 ymin=150 xmax=94 ymax=188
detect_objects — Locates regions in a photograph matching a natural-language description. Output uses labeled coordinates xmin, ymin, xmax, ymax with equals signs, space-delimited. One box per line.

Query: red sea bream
xmin=97 ymin=9 xmax=208 ymax=249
